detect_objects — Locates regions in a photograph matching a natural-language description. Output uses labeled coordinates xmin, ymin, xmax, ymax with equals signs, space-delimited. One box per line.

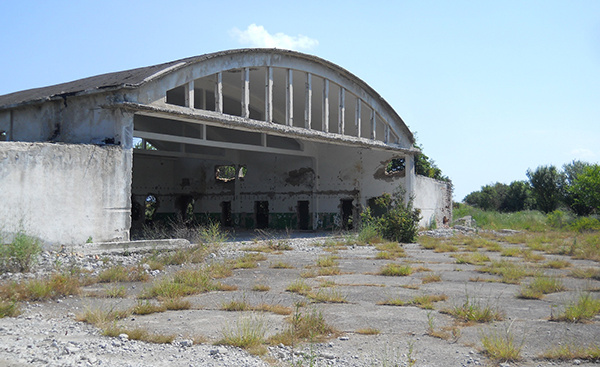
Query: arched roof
xmin=0 ymin=49 xmax=414 ymax=144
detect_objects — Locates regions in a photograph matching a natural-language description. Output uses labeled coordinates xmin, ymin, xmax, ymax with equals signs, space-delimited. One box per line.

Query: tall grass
xmin=453 ymin=205 xmax=548 ymax=231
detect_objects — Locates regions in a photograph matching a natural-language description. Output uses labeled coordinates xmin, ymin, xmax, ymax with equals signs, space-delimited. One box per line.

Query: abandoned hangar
xmin=0 ymin=49 xmax=451 ymax=245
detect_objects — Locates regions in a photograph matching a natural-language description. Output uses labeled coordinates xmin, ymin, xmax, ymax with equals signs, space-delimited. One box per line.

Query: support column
xmin=322 ymin=79 xmax=329 ymax=132
xmin=305 ymin=73 xmax=312 ymax=129
xmin=215 ymin=72 xmax=223 ymax=113
xmin=385 ymin=124 xmax=390 ymax=144
xmin=242 ymin=67 xmax=250 ymax=119
xmin=286 ymin=69 xmax=293 ymax=126
xmin=355 ymin=99 xmax=362 ymax=138
xmin=265 ymin=67 xmax=273 ymax=122
xmin=338 ymin=87 xmax=345 ymax=135
xmin=185 ymin=81 xmax=194 ymax=109
xmin=371 ymin=110 xmax=376 ymax=140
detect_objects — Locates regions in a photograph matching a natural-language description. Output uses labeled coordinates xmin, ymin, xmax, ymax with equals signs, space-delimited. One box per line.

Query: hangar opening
xmin=0 ymin=49 xmax=452 ymax=245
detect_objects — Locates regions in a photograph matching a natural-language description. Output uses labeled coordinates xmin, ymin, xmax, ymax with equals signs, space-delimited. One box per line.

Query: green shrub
xmin=0 ymin=232 xmax=42 ymax=272
xmin=570 ymin=217 xmax=600 ymax=232
xmin=361 ymin=191 xmax=421 ymax=243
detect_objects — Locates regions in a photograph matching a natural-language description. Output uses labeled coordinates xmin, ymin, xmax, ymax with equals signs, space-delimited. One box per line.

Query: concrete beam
xmin=134 ymin=130 xmax=312 ymax=157
xmin=371 ymin=109 xmax=376 ymax=140
xmin=116 ymin=102 xmax=420 ymax=155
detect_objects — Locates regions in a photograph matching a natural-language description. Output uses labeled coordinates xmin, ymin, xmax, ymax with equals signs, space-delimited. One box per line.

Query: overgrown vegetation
xmin=0 ymin=232 xmax=42 ymax=272
xmin=463 ymin=160 xmax=600 ymax=216
xmin=360 ymin=191 xmax=421 ymax=244
xmin=444 ymin=295 xmax=503 ymax=323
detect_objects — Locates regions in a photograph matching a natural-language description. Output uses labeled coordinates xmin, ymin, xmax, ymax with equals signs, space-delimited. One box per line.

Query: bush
xmin=570 ymin=217 xmax=600 ymax=232
xmin=361 ymin=191 xmax=421 ymax=243
xmin=0 ymin=232 xmax=42 ymax=272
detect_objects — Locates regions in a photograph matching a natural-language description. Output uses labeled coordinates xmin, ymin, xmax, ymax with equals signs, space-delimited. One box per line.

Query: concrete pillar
xmin=286 ymin=69 xmax=293 ymax=126
xmin=242 ymin=68 xmax=250 ymax=119
xmin=305 ymin=73 xmax=312 ymax=129
xmin=186 ymin=81 xmax=194 ymax=109
xmin=322 ymin=79 xmax=329 ymax=133
xmin=265 ymin=67 xmax=273 ymax=123
xmin=371 ymin=110 xmax=376 ymax=140
xmin=215 ymin=72 xmax=223 ymax=113
xmin=338 ymin=87 xmax=345 ymax=135
xmin=355 ymin=99 xmax=361 ymax=138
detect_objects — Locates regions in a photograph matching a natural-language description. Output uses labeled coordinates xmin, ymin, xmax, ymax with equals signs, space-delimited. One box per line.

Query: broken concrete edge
xmin=56 ymin=239 xmax=192 ymax=256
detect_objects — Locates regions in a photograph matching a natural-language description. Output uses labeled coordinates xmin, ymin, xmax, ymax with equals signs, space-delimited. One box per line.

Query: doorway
xmin=297 ymin=200 xmax=310 ymax=230
xmin=221 ymin=201 xmax=232 ymax=227
xmin=255 ymin=201 xmax=269 ymax=229
xmin=340 ymin=199 xmax=354 ymax=230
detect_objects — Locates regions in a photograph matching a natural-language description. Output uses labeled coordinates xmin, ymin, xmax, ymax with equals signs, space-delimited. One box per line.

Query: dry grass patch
xmin=452 ymin=252 xmax=490 ymax=265
xmin=0 ymin=273 xmax=82 ymax=301
xmin=422 ymin=273 xmax=442 ymax=284
xmin=253 ymin=303 xmax=292 ymax=315
xmin=0 ymin=301 xmax=20 ymax=318
xmin=477 ymin=260 xmax=536 ymax=284
xmin=230 ymin=253 xmax=268 ymax=269
xmin=132 ymin=300 xmax=167 ymax=315
xmin=444 ymin=296 xmax=503 ymax=323
xmin=216 ymin=315 xmax=268 ymax=355
xmin=379 ymin=294 xmax=447 ymax=309
xmin=270 ymin=261 xmax=294 ymax=269
xmin=97 ymin=265 xmax=149 ymax=283
xmin=541 ymin=342 xmax=600 ymax=361
xmin=480 ymin=327 xmax=523 ymax=362
xmin=550 ymin=293 xmax=600 ymax=322
xmin=308 ymin=288 xmax=348 ymax=303
xmin=355 ymin=327 xmax=380 ymax=335
xmin=569 ymin=267 xmax=600 ymax=280
xmin=379 ymin=263 xmax=412 ymax=276
xmin=286 ymin=279 xmax=311 ymax=296
xmin=374 ymin=242 xmax=406 ymax=259
xmin=161 ymin=297 xmax=192 ymax=310
xmin=252 ymin=284 xmax=270 ymax=292
xmin=269 ymin=307 xmax=338 ymax=345
xmin=517 ymin=276 xmax=566 ymax=299
xmin=139 ymin=266 xmax=230 ymax=299
xmin=543 ymin=259 xmax=571 ymax=269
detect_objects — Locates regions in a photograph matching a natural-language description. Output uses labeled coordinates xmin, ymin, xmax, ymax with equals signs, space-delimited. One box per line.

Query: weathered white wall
xmin=0 ymin=142 xmax=132 ymax=246
xmin=413 ymin=175 xmax=452 ymax=228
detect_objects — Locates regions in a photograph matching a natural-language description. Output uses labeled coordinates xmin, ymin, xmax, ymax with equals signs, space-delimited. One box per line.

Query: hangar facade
xmin=0 ymin=49 xmax=451 ymax=245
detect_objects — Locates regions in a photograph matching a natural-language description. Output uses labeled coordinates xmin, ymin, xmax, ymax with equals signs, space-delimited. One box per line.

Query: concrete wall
xmin=0 ymin=142 xmax=132 ymax=246
xmin=413 ymin=175 xmax=452 ymax=228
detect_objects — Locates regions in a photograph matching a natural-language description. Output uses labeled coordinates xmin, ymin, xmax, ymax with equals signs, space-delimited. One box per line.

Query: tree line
xmin=463 ymin=160 xmax=600 ymax=215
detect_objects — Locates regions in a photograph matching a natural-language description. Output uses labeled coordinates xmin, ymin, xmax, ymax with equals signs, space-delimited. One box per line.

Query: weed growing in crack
xmin=379 ymin=263 xmax=412 ymax=276
xmin=550 ymin=292 xmax=600 ymax=322
xmin=479 ymin=323 xmax=524 ymax=362
xmin=541 ymin=342 xmax=600 ymax=361
xmin=216 ymin=314 xmax=268 ymax=355
xmin=444 ymin=294 xmax=503 ymax=323
xmin=517 ymin=275 xmax=565 ymax=299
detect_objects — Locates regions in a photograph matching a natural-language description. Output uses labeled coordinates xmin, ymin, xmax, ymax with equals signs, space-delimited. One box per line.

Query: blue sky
xmin=1 ymin=1 xmax=598 ymax=200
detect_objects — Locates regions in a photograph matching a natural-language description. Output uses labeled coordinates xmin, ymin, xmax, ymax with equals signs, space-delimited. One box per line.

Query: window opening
xmin=133 ymin=138 xmax=157 ymax=150
xmin=221 ymin=201 xmax=233 ymax=227
xmin=145 ymin=194 xmax=158 ymax=223
xmin=0 ymin=131 xmax=6 ymax=141
xmin=216 ymin=165 xmax=236 ymax=182
xmin=176 ymin=195 xmax=195 ymax=223
xmin=255 ymin=201 xmax=269 ymax=229
xmin=166 ymin=85 xmax=186 ymax=107
xmin=238 ymin=165 xmax=247 ymax=179
xmin=340 ymin=199 xmax=354 ymax=230
xmin=297 ymin=201 xmax=310 ymax=230
xmin=385 ymin=158 xmax=406 ymax=175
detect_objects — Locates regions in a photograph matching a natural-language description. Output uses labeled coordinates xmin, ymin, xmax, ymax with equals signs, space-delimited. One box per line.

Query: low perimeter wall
xmin=413 ymin=175 xmax=452 ymax=228
xmin=0 ymin=142 xmax=132 ymax=246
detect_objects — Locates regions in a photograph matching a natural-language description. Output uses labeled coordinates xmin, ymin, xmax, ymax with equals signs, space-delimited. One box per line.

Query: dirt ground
xmin=2 ymin=230 xmax=599 ymax=366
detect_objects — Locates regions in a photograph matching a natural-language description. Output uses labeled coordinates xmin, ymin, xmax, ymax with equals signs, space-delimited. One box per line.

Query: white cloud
xmin=230 ymin=24 xmax=318 ymax=51
xmin=570 ymin=148 xmax=597 ymax=160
